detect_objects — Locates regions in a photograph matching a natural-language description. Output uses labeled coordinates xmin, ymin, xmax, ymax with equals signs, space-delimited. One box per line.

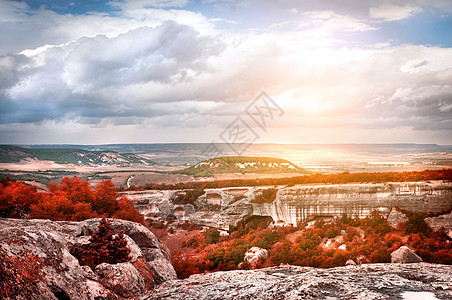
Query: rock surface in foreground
xmin=145 ymin=263 xmax=452 ymax=300
xmin=0 ymin=218 xmax=176 ymax=299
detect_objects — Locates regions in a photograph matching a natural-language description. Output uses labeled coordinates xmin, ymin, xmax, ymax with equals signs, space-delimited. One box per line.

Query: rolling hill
xmin=0 ymin=145 xmax=156 ymax=166
xmin=174 ymin=156 xmax=308 ymax=177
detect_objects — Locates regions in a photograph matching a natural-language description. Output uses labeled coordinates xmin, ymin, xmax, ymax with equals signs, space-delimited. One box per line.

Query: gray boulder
xmin=386 ymin=207 xmax=408 ymax=228
xmin=345 ymin=259 xmax=357 ymax=266
xmin=0 ymin=218 xmax=176 ymax=299
xmin=425 ymin=212 xmax=452 ymax=239
xmin=243 ymin=247 xmax=268 ymax=268
xmin=391 ymin=246 xmax=423 ymax=263
xmin=96 ymin=262 xmax=145 ymax=297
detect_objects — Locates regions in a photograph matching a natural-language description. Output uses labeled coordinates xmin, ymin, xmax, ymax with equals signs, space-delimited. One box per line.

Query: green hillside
xmin=0 ymin=145 xmax=156 ymax=166
xmin=174 ymin=156 xmax=307 ymax=177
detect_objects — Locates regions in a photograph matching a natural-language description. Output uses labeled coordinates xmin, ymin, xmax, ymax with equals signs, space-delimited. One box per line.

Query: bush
xmin=405 ymin=214 xmax=431 ymax=236
xmin=370 ymin=248 xmax=391 ymax=263
xmin=250 ymin=188 xmax=278 ymax=203
xmin=206 ymin=228 xmax=220 ymax=244
xmin=71 ymin=219 xmax=131 ymax=269
xmin=174 ymin=189 xmax=204 ymax=206
xmin=172 ymin=252 xmax=199 ymax=279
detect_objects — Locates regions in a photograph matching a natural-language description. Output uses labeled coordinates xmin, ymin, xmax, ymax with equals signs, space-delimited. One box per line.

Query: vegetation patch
xmin=136 ymin=169 xmax=452 ymax=191
xmin=250 ymin=188 xmax=278 ymax=203
xmin=0 ymin=145 xmax=156 ymax=166
xmin=170 ymin=209 xmax=452 ymax=279
xmin=0 ymin=177 xmax=144 ymax=223
xmin=70 ymin=219 xmax=131 ymax=270
xmin=173 ymin=156 xmax=306 ymax=177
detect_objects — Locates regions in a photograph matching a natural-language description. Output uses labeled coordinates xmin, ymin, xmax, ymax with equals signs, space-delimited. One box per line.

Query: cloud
xmin=0 ymin=0 xmax=451 ymax=144
xmin=370 ymin=4 xmax=422 ymax=21
xmin=305 ymin=10 xmax=378 ymax=32
xmin=0 ymin=21 xmax=225 ymax=125
xmin=0 ymin=0 xmax=217 ymax=55
xmin=108 ymin=0 xmax=188 ymax=9
xmin=2 ymin=18 xmax=451 ymax=136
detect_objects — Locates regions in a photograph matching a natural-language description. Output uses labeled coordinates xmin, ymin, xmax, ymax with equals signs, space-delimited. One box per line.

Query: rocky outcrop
xmin=391 ymin=246 xmax=423 ymax=263
xmin=425 ymin=212 xmax=452 ymax=239
xmin=242 ymin=247 xmax=268 ymax=268
xmin=95 ymin=262 xmax=145 ymax=297
xmin=0 ymin=218 xmax=176 ymax=299
xmin=144 ymin=263 xmax=452 ymax=300
xmin=124 ymin=181 xmax=452 ymax=229
xmin=387 ymin=207 xmax=408 ymax=228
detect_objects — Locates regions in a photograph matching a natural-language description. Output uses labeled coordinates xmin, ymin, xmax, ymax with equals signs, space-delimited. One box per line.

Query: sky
xmin=0 ymin=0 xmax=451 ymax=145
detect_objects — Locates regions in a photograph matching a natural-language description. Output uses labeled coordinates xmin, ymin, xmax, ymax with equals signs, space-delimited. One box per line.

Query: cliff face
xmin=0 ymin=218 xmax=176 ymax=299
xmin=124 ymin=181 xmax=452 ymax=229
xmin=253 ymin=181 xmax=452 ymax=226
xmin=144 ymin=263 xmax=452 ymax=300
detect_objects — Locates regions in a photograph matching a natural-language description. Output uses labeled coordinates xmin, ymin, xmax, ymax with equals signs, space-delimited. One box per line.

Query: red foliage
xmin=30 ymin=191 xmax=97 ymax=221
xmin=94 ymin=180 xmax=119 ymax=215
xmin=131 ymin=169 xmax=452 ymax=191
xmin=0 ymin=179 xmax=39 ymax=218
xmin=0 ymin=176 xmax=143 ymax=224
xmin=169 ymin=208 xmax=452 ymax=278
xmin=51 ymin=176 xmax=95 ymax=204
xmin=113 ymin=196 xmax=145 ymax=224
xmin=172 ymin=251 xmax=200 ymax=279
xmin=0 ymin=248 xmax=45 ymax=298
xmin=71 ymin=219 xmax=131 ymax=269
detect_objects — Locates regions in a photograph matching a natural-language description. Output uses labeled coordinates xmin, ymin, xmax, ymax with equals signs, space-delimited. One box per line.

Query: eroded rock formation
xmin=123 ymin=181 xmax=452 ymax=229
xmin=387 ymin=207 xmax=409 ymax=228
xmin=0 ymin=218 xmax=176 ymax=299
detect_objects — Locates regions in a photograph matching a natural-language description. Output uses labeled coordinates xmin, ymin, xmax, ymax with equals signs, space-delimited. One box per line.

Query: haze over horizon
xmin=1 ymin=0 xmax=451 ymax=145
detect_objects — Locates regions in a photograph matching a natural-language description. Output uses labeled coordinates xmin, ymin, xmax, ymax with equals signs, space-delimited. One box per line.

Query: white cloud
xmin=2 ymin=19 xmax=451 ymax=136
xmin=108 ymin=0 xmax=188 ymax=9
xmin=0 ymin=0 xmax=218 ymax=55
xmin=370 ymin=4 xmax=422 ymax=21
xmin=0 ymin=0 xmax=451 ymax=144
xmin=306 ymin=10 xmax=378 ymax=32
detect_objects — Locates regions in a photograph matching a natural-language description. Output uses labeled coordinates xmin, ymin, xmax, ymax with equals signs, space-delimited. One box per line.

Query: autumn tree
xmin=113 ymin=196 xmax=144 ymax=224
xmin=30 ymin=191 xmax=96 ymax=221
xmin=50 ymin=176 xmax=96 ymax=204
xmin=93 ymin=179 xmax=119 ymax=216
xmin=0 ymin=179 xmax=39 ymax=218
xmin=2 ymin=176 xmax=143 ymax=224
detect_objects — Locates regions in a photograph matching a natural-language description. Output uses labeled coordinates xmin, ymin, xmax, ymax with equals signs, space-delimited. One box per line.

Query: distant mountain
xmin=174 ymin=156 xmax=307 ymax=177
xmin=0 ymin=145 xmax=156 ymax=166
